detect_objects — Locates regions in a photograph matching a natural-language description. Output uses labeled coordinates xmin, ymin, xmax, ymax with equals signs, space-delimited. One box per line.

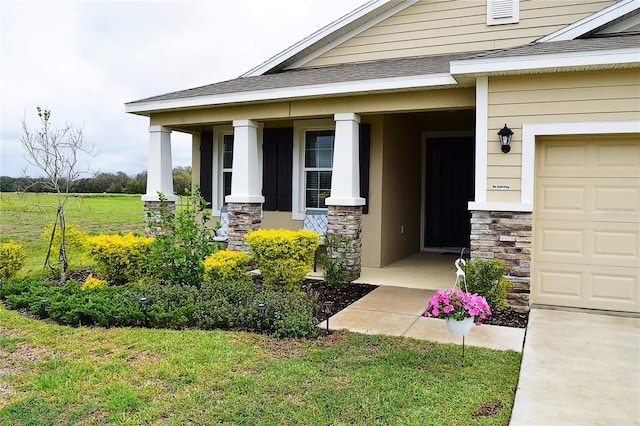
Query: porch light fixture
xmin=138 ymin=297 xmax=149 ymax=311
xmin=498 ymin=124 xmax=514 ymax=153
xmin=322 ymin=301 xmax=334 ymax=334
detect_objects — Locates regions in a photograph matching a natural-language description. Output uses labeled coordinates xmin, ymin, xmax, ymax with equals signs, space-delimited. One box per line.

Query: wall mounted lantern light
xmin=498 ymin=124 xmax=514 ymax=153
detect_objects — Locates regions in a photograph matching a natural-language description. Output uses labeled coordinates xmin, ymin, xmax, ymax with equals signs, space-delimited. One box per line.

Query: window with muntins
xmin=304 ymin=130 xmax=334 ymax=209
xmin=222 ymin=134 xmax=233 ymax=203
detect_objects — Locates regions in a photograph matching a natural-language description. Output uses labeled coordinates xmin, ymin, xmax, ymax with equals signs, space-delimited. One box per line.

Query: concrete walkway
xmin=319 ymin=285 xmax=525 ymax=352
xmin=510 ymin=309 xmax=640 ymax=425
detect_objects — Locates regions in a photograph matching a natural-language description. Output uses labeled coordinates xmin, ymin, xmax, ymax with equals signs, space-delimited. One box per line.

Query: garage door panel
xmin=534 ymin=264 xmax=639 ymax=311
xmin=536 ymin=221 xmax=639 ymax=268
xmin=536 ymin=178 xmax=639 ymax=222
xmin=534 ymin=135 xmax=640 ymax=313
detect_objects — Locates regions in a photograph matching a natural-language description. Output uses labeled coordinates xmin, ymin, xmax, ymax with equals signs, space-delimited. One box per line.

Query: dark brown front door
xmin=424 ymin=137 xmax=474 ymax=250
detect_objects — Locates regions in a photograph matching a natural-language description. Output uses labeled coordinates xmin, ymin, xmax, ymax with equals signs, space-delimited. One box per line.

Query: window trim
xmin=212 ymin=124 xmax=233 ymax=215
xmin=292 ymin=119 xmax=335 ymax=220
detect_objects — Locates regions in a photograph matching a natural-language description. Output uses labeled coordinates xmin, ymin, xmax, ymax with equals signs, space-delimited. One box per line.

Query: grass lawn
xmin=1 ymin=192 xmax=522 ymax=425
xmin=0 ymin=305 xmax=521 ymax=425
xmin=0 ymin=193 xmax=145 ymax=272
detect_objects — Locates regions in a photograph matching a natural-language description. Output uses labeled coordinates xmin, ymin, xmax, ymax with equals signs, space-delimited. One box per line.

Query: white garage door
xmin=533 ymin=134 xmax=640 ymax=313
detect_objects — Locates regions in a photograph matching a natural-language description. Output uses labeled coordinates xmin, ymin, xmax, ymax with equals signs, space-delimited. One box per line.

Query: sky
xmin=0 ymin=0 xmax=365 ymax=178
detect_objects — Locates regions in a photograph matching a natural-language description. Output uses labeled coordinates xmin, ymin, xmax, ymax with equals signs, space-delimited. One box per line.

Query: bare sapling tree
xmin=20 ymin=107 xmax=96 ymax=283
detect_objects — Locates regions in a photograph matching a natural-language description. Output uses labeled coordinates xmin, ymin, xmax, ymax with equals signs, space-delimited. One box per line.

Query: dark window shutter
xmin=359 ymin=123 xmax=371 ymax=214
xmin=199 ymin=131 xmax=213 ymax=205
xmin=276 ymin=128 xmax=293 ymax=211
xmin=262 ymin=128 xmax=278 ymax=211
xmin=262 ymin=127 xmax=293 ymax=212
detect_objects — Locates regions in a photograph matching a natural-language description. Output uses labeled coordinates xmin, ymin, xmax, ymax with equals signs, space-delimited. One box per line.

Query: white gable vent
xmin=487 ymin=0 xmax=519 ymax=25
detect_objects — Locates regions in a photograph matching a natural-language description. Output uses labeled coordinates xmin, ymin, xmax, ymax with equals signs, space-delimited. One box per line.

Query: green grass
xmin=0 ymin=305 xmax=521 ymax=425
xmin=0 ymin=193 xmax=145 ymax=272
xmin=1 ymin=192 xmax=522 ymax=424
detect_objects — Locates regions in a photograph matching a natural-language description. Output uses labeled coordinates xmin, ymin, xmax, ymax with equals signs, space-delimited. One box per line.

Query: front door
xmin=424 ymin=137 xmax=474 ymax=250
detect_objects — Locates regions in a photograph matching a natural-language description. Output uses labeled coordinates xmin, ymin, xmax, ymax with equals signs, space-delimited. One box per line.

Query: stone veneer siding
xmin=327 ymin=205 xmax=363 ymax=281
xmin=470 ymin=211 xmax=532 ymax=312
xmin=227 ymin=202 xmax=262 ymax=252
xmin=144 ymin=200 xmax=175 ymax=236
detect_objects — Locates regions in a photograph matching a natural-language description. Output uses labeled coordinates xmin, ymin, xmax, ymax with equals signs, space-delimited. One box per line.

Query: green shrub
xmin=321 ymin=235 xmax=352 ymax=288
xmin=149 ymin=188 xmax=220 ymax=287
xmin=246 ymin=229 xmax=320 ymax=292
xmin=84 ymin=233 xmax=154 ymax=285
xmin=465 ymin=257 xmax=511 ymax=309
xmin=0 ymin=241 xmax=27 ymax=280
xmin=2 ymin=271 xmax=320 ymax=338
xmin=203 ymin=250 xmax=251 ymax=284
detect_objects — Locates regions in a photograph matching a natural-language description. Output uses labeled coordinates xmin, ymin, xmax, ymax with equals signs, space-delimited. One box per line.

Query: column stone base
xmin=327 ymin=205 xmax=363 ymax=281
xmin=470 ymin=210 xmax=532 ymax=312
xmin=144 ymin=200 xmax=175 ymax=236
xmin=227 ymin=203 xmax=262 ymax=252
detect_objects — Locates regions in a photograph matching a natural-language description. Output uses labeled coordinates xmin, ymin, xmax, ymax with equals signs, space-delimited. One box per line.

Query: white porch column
xmin=226 ymin=119 xmax=264 ymax=204
xmin=325 ymin=113 xmax=365 ymax=206
xmin=142 ymin=125 xmax=177 ymax=202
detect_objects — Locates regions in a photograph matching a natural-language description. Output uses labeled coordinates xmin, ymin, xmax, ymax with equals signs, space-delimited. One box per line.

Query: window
xmin=304 ymin=130 xmax=334 ymax=209
xmin=222 ymin=134 xmax=233 ymax=203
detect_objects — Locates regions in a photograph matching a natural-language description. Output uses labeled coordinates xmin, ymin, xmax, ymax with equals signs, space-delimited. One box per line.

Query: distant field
xmin=0 ymin=193 xmax=146 ymax=273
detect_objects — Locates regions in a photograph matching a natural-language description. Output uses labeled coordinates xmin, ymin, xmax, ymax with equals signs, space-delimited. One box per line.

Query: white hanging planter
xmin=446 ymin=317 xmax=474 ymax=336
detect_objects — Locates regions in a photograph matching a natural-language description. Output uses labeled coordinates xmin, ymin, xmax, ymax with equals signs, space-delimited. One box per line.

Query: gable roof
xmin=537 ymin=0 xmax=639 ymax=42
xmin=126 ymin=1 xmax=640 ymax=116
xmin=241 ymin=0 xmax=418 ymax=77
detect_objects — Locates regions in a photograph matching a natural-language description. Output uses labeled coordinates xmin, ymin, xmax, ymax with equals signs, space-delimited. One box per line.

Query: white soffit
xmin=241 ymin=0 xmax=418 ymax=77
xmin=124 ymin=73 xmax=459 ymax=115
xmin=449 ymin=47 xmax=640 ymax=76
xmin=537 ymin=0 xmax=639 ymax=42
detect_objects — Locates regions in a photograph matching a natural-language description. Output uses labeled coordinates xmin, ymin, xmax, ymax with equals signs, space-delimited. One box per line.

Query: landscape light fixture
xmin=498 ymin=124 xmax=514 ymax=153
xmin=256 ymin=303 xmax=267 ymax=318
xmin=41 ymin=300 xmax=51 ymax=312
xmin=322 ymin=301 xmax=334 ymax=334
xmin=138 ymin=297 xmax=149 ymax=311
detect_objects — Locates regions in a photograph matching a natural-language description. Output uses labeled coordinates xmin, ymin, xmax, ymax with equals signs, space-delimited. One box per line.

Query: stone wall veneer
xmin=227 ymin=202 xmax=262 ymax=252
xmin=470 ymin=211 xmax=532 ymax=312
xmin=144 ymin=200 xmax=175 ymax=236
xmin=327 ymin=205 xmax=363 ymax=281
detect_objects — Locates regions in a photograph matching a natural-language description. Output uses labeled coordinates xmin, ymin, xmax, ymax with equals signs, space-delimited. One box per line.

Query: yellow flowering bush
xmin=41 ymin=223 xmax=89 ymax=269
xmin=84 ymin=233 xmax=154 ymax=285
xmin=81 ymin=274 xmax=108 ymax=291
xmin=245 ymin=228 xmax=320 ymax=292
xmin=0 ymin=241 xmax=27 ymax=280
xmin=203 ymin=250 xmax=251 ymax=284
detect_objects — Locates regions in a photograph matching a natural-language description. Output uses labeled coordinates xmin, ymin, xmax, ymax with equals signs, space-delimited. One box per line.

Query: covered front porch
xmin=309 ymin=251 xmax=459 ymax=290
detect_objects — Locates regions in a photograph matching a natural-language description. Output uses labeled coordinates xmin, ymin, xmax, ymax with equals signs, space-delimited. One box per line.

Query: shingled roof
xmin=126 ymin=33 xmax=639 ymax=110
xmin=127 ymin=51 xmax=473 ymax=105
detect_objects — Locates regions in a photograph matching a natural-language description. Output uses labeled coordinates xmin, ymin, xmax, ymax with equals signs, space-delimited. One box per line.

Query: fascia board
xmin=242 ymin=0 xmax=391 ymax=77
xmin=537 ymin=0 xmax=639 ymax=42
xmin=450 ymin=47 xmax=640 ymax=76
xmin=125 ymin=73 xmax=458 ymax=114
xmin=285 ymin=0 xmax=420 ymax=71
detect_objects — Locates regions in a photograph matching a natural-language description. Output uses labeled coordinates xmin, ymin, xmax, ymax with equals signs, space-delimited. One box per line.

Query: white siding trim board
xmin=450 ymin=47 xmax=640 ymax=77
xmin=125 ymin=73 xmax=460 ymax=115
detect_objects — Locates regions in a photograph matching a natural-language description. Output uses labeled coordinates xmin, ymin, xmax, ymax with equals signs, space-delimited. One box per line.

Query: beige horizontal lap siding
xmin=304 ymin=0 xmax=616 ymax=67
xmin=486 ymin=69 xmax=640 ymax=203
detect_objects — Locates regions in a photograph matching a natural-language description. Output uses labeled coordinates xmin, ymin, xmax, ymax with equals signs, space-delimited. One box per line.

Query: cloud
xmin=1 ymin=0 xmax=363 ymax=178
